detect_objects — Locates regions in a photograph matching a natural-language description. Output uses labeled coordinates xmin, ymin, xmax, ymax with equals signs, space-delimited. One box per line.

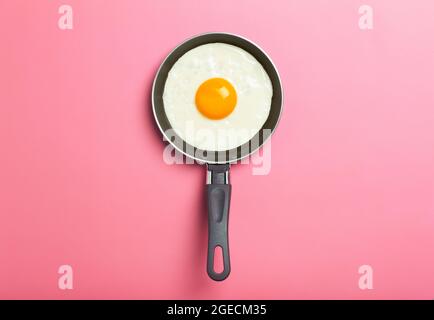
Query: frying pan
xmin=152 ymin=33 xmax=283 ymax=281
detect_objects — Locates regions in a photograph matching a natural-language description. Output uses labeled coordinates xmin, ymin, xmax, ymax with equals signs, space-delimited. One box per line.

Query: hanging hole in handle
xmin=213 ymin=245 xmax=224 ymax=274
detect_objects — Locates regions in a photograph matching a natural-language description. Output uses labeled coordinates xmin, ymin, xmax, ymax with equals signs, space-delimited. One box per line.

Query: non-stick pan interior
xmin=152 ymin=33 xmax=283 ymax=164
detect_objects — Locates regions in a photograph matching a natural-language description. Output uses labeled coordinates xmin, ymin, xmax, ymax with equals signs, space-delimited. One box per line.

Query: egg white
xmin=163 ymin=43 xmax=273 ymax=152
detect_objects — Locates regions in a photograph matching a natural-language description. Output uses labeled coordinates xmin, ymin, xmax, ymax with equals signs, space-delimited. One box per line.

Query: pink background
xmin=1 ymin=0 xmax=434 ymax=299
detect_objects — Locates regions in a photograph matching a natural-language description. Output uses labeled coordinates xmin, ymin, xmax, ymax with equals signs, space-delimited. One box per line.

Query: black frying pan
xmin=152 ymin=33 xmax=283 ymax=281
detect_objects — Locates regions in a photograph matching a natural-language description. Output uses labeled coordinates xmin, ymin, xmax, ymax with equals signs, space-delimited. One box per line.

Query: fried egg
xmin=163 ymin=43 xmax=273 ymax=152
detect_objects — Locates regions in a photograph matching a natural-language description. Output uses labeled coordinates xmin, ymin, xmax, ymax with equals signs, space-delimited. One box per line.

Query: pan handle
xmin=206 ymin=164 xmax=231 ymax=281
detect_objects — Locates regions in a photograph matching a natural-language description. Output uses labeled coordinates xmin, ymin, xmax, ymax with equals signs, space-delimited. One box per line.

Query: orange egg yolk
xmin=195 ymin=78 xmax=237 ymax=120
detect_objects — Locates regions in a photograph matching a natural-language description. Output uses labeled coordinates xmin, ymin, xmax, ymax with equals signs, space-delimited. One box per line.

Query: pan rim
xmin=151 ymin=31 xmax=284 ymax=164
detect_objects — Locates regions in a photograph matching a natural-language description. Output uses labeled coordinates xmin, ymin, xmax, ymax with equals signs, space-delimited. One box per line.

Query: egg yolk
xmin=195 ymin=78 xmax=237 ymax=120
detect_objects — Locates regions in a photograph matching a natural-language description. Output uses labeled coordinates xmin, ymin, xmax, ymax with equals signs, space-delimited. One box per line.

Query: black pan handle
xmin=206 ymin=164 xmax=231 ymax=281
